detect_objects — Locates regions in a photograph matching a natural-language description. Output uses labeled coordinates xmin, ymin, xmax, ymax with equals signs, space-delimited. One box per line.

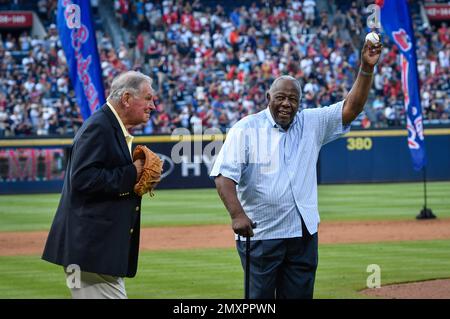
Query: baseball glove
xmin=133 ymin=145 xmax=163 ymax=197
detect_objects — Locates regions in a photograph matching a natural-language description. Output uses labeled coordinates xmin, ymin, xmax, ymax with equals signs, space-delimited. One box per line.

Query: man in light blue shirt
xmin=211 ymin=40 xmax=382 ymax=299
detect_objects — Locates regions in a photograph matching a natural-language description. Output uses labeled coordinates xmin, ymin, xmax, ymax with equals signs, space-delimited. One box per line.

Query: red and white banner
xmin=424 ymin=4 xmax=450 ymax=21
xmin=0 ymin=11 xmax=33 ymax=28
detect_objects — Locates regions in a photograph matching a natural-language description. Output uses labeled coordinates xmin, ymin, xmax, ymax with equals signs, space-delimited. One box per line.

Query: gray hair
xmin=269 ymin=75 xmax=302 ymax=102
xmin=107 ymin=71 xmax=153 ymax=102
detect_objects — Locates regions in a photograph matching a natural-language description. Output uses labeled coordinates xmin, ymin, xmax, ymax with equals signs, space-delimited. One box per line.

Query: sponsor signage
xmin=0 ymin=11 xmax=33 ymax=28
xmin=424 ymin=4 xmax=450 ymax=21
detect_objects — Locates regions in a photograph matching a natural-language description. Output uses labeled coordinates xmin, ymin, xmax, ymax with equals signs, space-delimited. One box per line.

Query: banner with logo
xmin=378 ymin=0 xmax=427 ymax=171
xmin=57 ymin=0 xmax=105 ymax=120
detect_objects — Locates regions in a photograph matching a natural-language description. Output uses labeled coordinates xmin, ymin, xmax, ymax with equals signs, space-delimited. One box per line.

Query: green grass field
xmin=1 ymin=241 xmax=449 ymax=299
xmin=1 ymin=182 xmax=450 ymax=232
xmin=0 ymin=181 xmax=450 ymax=298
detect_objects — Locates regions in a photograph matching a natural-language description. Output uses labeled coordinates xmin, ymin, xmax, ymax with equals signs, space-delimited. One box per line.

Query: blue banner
xmin=57 ymin=0 xmax=105 ymax=120
xmin=378 ymin=0 xmax=427 ymax=171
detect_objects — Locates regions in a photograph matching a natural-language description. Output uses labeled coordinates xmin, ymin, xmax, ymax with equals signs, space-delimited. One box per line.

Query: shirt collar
xmin=107 ymin=101 xmax=134 ymax=140
xmin=264 ymin=107 xmax=277 ymax=128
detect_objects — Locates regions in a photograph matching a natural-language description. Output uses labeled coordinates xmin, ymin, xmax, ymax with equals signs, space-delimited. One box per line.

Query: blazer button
xmin=135 ymin=206 xmax=139 ymax=211
xmin=130 ymin=228 xmax=134 ymax=234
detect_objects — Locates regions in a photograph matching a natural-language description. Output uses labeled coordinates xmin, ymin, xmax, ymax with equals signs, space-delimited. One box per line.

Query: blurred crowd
xmin=115 ymin=0 xmax=362 ymax=134
xmin=0 ymin=0 xmax=449 ymax=137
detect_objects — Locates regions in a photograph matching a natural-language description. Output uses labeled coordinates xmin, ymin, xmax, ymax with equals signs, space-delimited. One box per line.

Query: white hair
xmin=107 ymin=71 xmax=153 ymax=102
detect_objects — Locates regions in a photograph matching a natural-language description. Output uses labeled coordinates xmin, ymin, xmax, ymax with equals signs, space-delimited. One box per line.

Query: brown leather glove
xmin=132 ymin=145 xmax=163 ymax=197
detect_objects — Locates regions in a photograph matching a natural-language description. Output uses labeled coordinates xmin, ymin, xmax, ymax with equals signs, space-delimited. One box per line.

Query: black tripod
xmin=416 ymin=166 xmax=436 ymax=219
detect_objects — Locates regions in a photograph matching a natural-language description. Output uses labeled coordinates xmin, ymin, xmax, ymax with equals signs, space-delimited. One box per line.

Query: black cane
xmin=245 ymin=222 xmax=257 ymax=299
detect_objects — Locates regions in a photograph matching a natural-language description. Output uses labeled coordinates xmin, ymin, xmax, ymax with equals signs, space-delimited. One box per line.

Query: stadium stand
xmin=0 ymin=0 xmax=448 ymax=137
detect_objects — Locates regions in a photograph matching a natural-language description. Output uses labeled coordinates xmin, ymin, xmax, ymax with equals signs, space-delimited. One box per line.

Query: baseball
xmin=365 ymin=32 xmax=380 ymax=44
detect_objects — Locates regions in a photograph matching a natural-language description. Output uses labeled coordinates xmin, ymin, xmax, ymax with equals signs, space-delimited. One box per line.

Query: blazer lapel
xmin=101 ymin=105 xmax=133 ymax=163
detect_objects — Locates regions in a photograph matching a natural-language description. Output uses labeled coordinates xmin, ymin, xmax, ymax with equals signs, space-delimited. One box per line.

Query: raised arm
xmin=214 ymin=175 xmax=255 ymax=237
xmin=342 ymin=40 xmax=383 ymax=125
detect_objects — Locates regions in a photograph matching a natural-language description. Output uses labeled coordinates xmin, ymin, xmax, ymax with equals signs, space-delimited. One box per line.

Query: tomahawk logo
xmin=400 ymin=56 xmax=410 ymax=106
xmin=392 ymin=28 xmax=412 ymax=52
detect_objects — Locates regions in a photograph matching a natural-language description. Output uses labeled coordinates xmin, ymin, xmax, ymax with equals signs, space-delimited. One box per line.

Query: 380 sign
xmin=346 ymin=137 xmax=373 ymax=151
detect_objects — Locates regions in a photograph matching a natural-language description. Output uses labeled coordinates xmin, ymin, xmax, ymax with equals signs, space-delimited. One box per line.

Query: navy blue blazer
xmin=42 ymin=104 xmax=142 ymax=277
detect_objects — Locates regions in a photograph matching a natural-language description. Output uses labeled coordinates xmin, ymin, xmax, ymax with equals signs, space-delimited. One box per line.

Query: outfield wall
xmin=319 ymin=129 xmax=450 ymax=183
xmin=0 ymin=129 xmax=449 ymax=194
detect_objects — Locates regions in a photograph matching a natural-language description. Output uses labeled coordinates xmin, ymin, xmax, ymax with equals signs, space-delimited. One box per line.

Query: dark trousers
xmin=236 ymin=223 xmax=318 ymax=299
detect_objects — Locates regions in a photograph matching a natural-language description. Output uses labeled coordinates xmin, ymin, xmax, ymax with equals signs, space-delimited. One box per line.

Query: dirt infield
xmin=1 ymin=218 xmax=450 ymax=298
xmin=361 ymin=279 xmax=450 ymax=299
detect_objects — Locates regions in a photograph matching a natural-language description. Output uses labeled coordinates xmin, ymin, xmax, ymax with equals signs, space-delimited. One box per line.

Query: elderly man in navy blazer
xmin=42 ymin=71 xmax=156 ymax=299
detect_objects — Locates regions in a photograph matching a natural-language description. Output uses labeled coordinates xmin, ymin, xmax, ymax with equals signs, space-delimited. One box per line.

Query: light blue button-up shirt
xmin=210 ymin=101 xmax=350 ymax=240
